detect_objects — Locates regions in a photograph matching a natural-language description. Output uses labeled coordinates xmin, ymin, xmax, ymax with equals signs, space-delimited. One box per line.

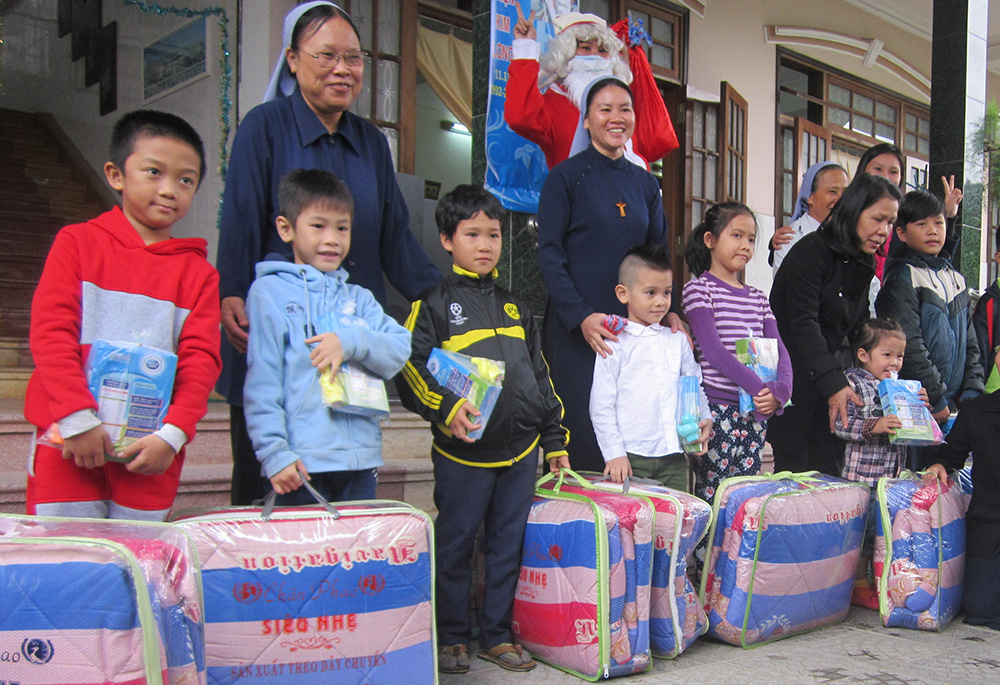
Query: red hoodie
xmin=25 ymin=207 xmax=221 ymax=444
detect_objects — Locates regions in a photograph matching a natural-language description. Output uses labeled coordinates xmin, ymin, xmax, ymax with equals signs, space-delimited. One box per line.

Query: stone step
xmin=0 ymin=311 xmax=31 ymax=344
xmin=0 ymin=215 xmax=67 ymax=237
xmin=0 ymin=338 xmax=33 ymax=371
xmin=1 ymin=253 xmax=46 ymax=282
xmin=0 ymin=368 xmax=31 ymax=400
xmin=0 ymin=399 xmax=436 ymax=514
xmin=2 ymin=177 xmax=93 ymax=205
xmin=0 ymin=160 xmax=73 ymax=184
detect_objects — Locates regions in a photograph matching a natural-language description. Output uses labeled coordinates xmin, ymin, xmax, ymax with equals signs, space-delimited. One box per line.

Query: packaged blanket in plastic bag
xmin=170 ymin=487 xmax=435 ymax=685
xmin=512 ymin=469 xmax=653 ymax=680
xmin=0 ymin=514 xmax=205 ymax=684
xmin=874 ymin=473 xmax=965 ymax=630
xmin=699 ymin=472 xmax=869 ymax=647
xmin=0 ymin=536 xmax=166 ymax=684
xmin=954 ymin=457 xmax=973 ymax=511
xmin=582 ymin=475 xmax=712 ymax=659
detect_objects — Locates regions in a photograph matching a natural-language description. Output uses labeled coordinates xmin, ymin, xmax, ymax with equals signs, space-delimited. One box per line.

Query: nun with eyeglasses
xmin=216 ymin=1 xmax=441 ymax=505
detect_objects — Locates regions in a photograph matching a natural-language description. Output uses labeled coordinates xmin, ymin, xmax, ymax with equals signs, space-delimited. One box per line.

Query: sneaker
xmin=439 ymin=644 xmax=470 ymax=674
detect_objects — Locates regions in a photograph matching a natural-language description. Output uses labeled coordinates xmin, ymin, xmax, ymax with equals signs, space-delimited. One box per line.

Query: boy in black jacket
xmin=398 ymin=185 xmax=570 ymax=674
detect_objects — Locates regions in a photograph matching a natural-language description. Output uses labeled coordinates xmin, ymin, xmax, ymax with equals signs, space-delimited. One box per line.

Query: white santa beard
xmin=560 ymin=57 xmax=618 ymax=109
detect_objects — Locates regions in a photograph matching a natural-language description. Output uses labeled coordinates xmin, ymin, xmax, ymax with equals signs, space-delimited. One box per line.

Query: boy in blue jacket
xmin=244 ymin=169 xmax=411 ymax=504
xmin=398 ymin=185 xmax=570 ymax=674
xmin=876 ymin=189 xmax=984 ymax=466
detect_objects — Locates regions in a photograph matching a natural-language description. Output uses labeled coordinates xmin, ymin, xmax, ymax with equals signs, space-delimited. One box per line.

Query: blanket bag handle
xmin=590 ymin=474 xmax=665 ymax=494
xmin=260 ymin=479 xmax=342 ymax=520
xmin=536 ymin=467 xmax=598 ymax=494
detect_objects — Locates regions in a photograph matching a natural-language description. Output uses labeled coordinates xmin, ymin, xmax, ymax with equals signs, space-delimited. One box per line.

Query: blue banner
xmin=485 ymin=1 xmax=576 ymax=213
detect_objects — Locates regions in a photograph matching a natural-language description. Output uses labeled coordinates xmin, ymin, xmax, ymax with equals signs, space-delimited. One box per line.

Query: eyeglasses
xmin=299 ymin=49 xmax=369 ymax=69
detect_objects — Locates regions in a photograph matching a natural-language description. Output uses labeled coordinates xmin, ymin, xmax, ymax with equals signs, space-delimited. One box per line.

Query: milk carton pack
xmin=86 ymin=340 xmax=178 ymax=454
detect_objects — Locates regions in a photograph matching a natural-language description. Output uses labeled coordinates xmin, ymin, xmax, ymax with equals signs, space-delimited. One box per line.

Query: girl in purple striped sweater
xmin=682 ymin=203 xmax=793 ymax=507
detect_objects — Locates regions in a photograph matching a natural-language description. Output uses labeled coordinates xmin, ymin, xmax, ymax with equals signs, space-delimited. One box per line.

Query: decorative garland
xmin=121 ymin=0 xmax=233 ymax=182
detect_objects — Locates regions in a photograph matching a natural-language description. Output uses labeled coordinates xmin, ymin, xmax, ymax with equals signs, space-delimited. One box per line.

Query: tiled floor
xmin=441 ymin=608 xmax=1000 ymax=684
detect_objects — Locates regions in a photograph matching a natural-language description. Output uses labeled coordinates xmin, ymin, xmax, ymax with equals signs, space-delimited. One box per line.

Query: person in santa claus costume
xmin=504 ymin=8 xmax=678 ymax=170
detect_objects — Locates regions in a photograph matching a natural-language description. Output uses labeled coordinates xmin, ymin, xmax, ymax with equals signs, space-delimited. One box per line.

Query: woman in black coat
xmin=768 ymin=174 xmax=903 ymax=476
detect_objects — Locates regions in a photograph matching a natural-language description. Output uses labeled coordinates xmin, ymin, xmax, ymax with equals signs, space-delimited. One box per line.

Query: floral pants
xmin=692 ymin=402 xmax=767 ymax=576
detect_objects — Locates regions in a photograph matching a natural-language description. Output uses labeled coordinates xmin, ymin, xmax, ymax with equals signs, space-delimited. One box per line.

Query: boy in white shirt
xmin=590 ymin=244 xmax=712 ymax=489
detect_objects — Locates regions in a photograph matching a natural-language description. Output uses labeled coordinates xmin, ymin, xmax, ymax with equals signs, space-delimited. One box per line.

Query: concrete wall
xmin=2 ymin=1 xmax=243 ymax=263
xmin=414 ymin=81 xmax=475 ymax=198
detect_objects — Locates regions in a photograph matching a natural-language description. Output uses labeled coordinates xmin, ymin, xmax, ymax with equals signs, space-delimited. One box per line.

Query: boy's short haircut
xmin=896 ymin=189 xmax=945 ymax=231
xmin=853 ymin=317 xmax=906 ymax=361
xmin=435 ymin=184 xmax=506 ymax=239
xmin=277 ymin=169 xmax=354 ymax=225
xmin=619 ymin=243 xmax=671 ymax=287
xmin=110 ymin=109 xmax=206 ymax=184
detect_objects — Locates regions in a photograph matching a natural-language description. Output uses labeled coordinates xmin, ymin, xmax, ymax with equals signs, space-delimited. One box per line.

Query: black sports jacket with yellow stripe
xmin=397 ymin=265 xmax=569 ymax=467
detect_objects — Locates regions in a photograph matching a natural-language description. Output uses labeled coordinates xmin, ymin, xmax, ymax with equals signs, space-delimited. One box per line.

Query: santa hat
xmin=263 ymin=1 xmax=345 ymax=103
xmin=553 ymin=12 xmax=607 ymax=34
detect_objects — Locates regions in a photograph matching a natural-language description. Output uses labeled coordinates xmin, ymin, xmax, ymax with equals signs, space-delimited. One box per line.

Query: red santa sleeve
xmin=504 ymin=50 xmax=561 ymax=164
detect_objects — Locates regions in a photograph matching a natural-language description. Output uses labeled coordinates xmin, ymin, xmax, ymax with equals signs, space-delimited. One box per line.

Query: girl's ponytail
xmin=684 ymin=202 xmax=756 ymax=278
xmin=685 ymin=218 xmax=712 ymax=277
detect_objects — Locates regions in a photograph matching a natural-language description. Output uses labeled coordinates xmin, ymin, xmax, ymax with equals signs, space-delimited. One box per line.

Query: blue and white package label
xmin=86 ymin=340 xmax=178 ymax=450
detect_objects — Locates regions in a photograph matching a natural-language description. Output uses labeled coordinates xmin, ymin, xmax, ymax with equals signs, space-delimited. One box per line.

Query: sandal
xmin=439 ymin=644 xmax=470 ymax=674
xmin=478 ymin=643 xmax=536 ymax=672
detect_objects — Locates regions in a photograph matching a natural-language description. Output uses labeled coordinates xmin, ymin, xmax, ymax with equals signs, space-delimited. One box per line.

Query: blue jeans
xmin=273 ymin=468 xmax=378 ymax=506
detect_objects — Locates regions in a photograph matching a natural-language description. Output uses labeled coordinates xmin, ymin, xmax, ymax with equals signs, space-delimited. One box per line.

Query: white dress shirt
xmin=590 ymin=321 xmax=712 ymax=462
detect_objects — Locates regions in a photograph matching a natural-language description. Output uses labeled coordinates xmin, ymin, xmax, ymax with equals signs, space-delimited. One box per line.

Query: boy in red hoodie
xmin=24 ymin=110 xmax=221 ymax=520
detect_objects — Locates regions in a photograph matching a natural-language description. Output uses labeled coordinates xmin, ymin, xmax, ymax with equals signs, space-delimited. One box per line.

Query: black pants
xmin=432 ymin=451 xmax=537 ymax=649
xmin=768 ymin=386 xmax=845 ymax=477
xmin=964 ymin=548 xmax=1000 ymax=631
xmin=228 ymin=405 xmax=271 ymax=506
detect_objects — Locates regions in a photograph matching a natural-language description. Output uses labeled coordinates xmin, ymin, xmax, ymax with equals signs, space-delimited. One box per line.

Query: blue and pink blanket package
xmin=699 ymin=473 xmax=869 ymax=647
xmin=874 ymin=473 xmax=966 ymax=630
xmin=0 ymin=536 xmax=168 ymax=685
xmin=0 ymin=514 xmax=205 ymax=685
xmin=582 ymin=475 xmax=712 ymax=659
xmin=171 ymin=500 xmax=436 ymax=685
xmin=513 ymin=470 xmax=653 ymax=680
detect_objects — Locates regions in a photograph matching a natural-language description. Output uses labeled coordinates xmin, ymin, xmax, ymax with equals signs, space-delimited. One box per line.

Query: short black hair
xmin=277 ymin=168 xmax=354 ymax=225
xmin=819 ymin=174 xmax=902 ymax=258
xmin=852 ymin=317 xmax=905 ymax=363
xmin=619 ymin=243 xmax=671 ymax=287
xmin=291 ymin=3 xmax=360 ymax=49
xmin=435 ymin=184 xmax=505 ymax=239
xmin=109 ymin=110 xmax=206 ymax=186
xmin=896 ymin=189 xmax=945 ymax=230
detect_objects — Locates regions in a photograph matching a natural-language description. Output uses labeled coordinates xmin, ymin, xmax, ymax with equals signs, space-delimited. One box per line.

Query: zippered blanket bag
xmin=874 ymin=473 xmax=965 ymax=630
xmin=512 ymin=470 xmax=653 ymax=680
xmin=171 ymin=489 xmax=435 ymax=685
xmin=698 ymin=472 xmax=869 ymax=647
